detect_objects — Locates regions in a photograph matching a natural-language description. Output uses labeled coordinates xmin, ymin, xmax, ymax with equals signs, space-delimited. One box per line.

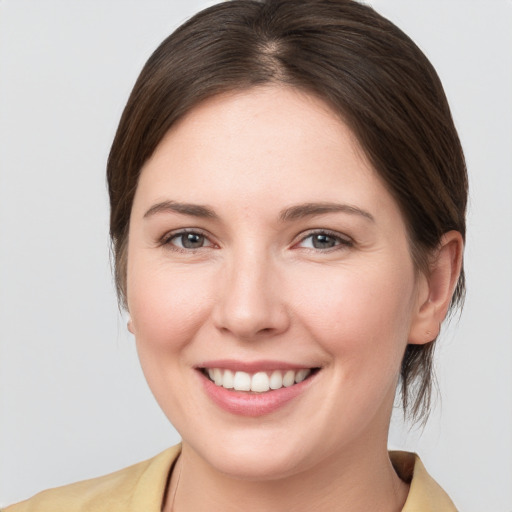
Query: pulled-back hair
xmin=107 ymin=0 xmax=468 ymax=422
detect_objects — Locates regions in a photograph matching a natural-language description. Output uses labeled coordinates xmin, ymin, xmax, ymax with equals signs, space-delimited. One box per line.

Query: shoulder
xmin=3 ymin=445 xmax=181 ymax=512
xmin=390 ymin=451 xmax=458 ymax=512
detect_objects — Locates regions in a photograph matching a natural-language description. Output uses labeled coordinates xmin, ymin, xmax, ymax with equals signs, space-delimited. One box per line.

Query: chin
xmin=184 ymin=429 xmax=313 ymax=482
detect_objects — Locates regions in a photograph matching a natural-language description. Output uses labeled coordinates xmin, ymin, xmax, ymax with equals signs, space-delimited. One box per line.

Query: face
xmin=127 ymin=86 xmax=426 ymax=480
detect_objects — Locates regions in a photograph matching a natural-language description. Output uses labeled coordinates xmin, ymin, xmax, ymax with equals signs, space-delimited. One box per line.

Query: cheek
xmin=294 ymin=261 xmax=416 ymax=366
xmin=127 ymin=257 xmax=215 ymax=355
xmin=126 ymin=259 xmax=216 ymax=424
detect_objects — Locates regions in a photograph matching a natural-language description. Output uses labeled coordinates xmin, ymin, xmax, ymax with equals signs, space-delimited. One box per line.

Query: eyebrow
xmin=143 ymin=200 xmax=374 ymax=223
xmin=144 ymin=200 xmax=218 ymax=219
xmin=279 ymin=202 xmax=375 ymax=222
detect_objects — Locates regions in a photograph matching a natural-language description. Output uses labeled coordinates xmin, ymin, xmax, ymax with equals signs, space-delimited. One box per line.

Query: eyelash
xmin=159 ymin=229 xmax=353 ymax=253
xmin=295 ymin=230 xmax=353 ymax=251
xmin=159 ymin=229 xmax=214 ymax=253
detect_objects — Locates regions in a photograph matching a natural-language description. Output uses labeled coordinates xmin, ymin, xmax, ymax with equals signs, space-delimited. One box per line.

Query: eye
xmin=296 ymin=231 xmax=352 ymax=250
xmin=163 ymin=230 xmax=214 ymax=251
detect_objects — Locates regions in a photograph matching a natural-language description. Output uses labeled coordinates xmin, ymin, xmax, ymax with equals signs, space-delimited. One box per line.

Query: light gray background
xmin=0 ymin=1 xmax=510 ymax=510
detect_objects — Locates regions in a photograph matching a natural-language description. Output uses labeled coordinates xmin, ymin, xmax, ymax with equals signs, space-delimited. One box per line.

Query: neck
xmin=164 ymin=437 xmax=408 ymax=512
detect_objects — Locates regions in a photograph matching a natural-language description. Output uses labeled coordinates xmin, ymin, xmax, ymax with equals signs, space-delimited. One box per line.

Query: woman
xmin=5 ymin=0 xmax=467 ymax=510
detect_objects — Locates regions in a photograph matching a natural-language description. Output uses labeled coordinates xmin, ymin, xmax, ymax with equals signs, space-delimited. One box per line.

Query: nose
xmin=212 ymin=249 xmax=290 ymax=340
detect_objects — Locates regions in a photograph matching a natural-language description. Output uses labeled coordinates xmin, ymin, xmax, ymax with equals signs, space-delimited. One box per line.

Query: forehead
xmin=133 ymin=85 xmax=399 ymax=223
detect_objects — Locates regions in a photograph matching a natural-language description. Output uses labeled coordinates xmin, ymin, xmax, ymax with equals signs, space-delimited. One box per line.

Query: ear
xmin=408 ymin=231 xmax=464 ymax=345
xmin=127 ymin=316 xmax=135 ymax=334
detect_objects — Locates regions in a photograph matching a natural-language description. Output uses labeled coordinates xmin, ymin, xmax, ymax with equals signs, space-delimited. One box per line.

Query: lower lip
xmin=199 ymin=371 xmax=316 ymax=417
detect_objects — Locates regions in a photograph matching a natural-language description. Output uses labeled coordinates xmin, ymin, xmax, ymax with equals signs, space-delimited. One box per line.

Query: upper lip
xmin=197 ymin=359 xmax=319 ymax=373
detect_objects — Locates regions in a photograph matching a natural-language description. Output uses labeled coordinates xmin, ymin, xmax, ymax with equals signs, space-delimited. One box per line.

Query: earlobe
xmin=408 ymin=231 xmax=464 ymax=345
xmin=127 ymin=316 xmax=135 ymax=334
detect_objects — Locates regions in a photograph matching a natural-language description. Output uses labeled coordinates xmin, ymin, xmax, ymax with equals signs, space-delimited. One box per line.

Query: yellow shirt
xmin=4 ymin=445 xmax=457 ymax=511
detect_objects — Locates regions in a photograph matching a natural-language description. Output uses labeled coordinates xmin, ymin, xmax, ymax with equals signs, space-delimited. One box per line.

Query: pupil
xmin=183 ymin=233 xmax=203 ymax=248
xmin=313 ymin=234 xmax=335 ymax=249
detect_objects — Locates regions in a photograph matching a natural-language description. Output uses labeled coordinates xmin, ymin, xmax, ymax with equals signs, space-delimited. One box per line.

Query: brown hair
xmin=107 ymin=0 xmax=467 ymax=422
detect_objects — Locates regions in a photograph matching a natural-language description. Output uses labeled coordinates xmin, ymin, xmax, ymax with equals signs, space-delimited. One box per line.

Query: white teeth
xmin=233 ymin=371 xmax=251 ymax=391
xmin=251 ymin=372 xmax=270 ymax=393
xmin=222 ymin=369 xmax=234 ymax=389
xmin=205 ymin=368 xmax=313 ymax=392
xmin=295 ymin=369 xmax=310 ymax=383
xmin=269 ymin=370 xmax=283 ymax=390
xmin=213 ymin=368 xmax=223 ymax=386
xmin=282 ymin=370 xmax=295 ymax=387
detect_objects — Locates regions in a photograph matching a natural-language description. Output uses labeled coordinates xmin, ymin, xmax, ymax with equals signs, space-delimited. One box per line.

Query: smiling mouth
xmin=201 ymin=368 xmax=319 ymax=393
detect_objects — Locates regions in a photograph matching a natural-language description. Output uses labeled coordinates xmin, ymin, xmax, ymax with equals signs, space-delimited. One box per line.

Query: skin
xmin=126 ymin=86 xmax=463 ymax=512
